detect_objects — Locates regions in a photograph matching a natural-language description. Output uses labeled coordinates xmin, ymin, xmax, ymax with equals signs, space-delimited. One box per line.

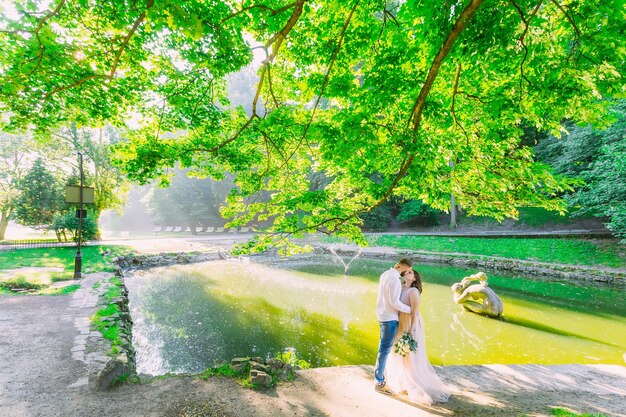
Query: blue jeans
xmin=374 ymin=320 xmax=398 ymax=384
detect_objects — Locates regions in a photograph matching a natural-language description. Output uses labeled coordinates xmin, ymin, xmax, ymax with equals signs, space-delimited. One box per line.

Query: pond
xmin=125 ymin=254 xmax=626 ymax=375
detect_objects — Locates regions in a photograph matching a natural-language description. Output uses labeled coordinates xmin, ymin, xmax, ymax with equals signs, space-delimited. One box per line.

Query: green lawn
xmin=0 ymin=245 xmax=133 ymax=274
xmin=550 ymin=407 xmax=609 ymax=417
xmin=366 ymin=235 xmax=626 ymax=269
xmin=0 ymin=245 xmax=134 ymax=292
xmin=463 ymin=207 xmax=574 ymax=228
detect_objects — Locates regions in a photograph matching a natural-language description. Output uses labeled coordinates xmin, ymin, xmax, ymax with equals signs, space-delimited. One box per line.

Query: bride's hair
xmin=409 ymin=269 xmax=423 ymax=294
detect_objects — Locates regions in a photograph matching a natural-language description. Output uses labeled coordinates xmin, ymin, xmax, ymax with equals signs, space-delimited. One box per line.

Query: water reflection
xmin=126 ymin=256 xmax=626 ymax=375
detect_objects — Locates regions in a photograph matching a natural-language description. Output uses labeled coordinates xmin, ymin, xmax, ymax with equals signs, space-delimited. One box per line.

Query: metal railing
xmin=0 ymin=239 xmax=84 ymax=251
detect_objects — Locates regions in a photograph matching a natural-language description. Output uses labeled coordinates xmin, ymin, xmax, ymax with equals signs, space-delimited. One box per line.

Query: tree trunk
xmin=450 ymin=194 xmax=458 ymax=229
xmin=93 ymin=208 xmax=102 ymax=240
xmin=0 ymin=210 xmax=9 ymax=240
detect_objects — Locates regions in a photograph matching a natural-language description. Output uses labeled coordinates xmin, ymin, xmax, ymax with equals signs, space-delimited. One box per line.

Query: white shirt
xmin=376 ymin=268 xmax=411 ymax=321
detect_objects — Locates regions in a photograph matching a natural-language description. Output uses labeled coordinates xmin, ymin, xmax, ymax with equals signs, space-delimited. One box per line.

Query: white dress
xmin=384 ymin=287 xmax=451 ymax=405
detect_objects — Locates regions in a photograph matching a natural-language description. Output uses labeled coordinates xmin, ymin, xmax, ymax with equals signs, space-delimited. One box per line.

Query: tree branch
xmin=451 ymin=63 xmax=470 ymax=146
xmin=41 ymin=0 xmax=153 ymax=102
xmin=220 ymin=2 xmax=297 ymax=26
xmin=456 ymin=90 xmax=489 ymax=104
xmin=550 ymin=0 xmax=580 ymax=38
xmin=283 ymin=0 xmax=360 ymax=165
xmin=264 ymin=0 xmax=305 ymax=63
xmin=43 ymin=74 xmax=110 ymax=101
xmin=108 ymin=0 xmax=154 ymax=80
xmin=408 ymin=0 xmax=486 ymax=129
xmin=509 ymin=0 xmax=544 ymax=99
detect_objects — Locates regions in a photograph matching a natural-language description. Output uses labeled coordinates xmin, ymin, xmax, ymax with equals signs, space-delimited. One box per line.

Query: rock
xmin=277 ymin=368 xmax=290 ymax=381
xmin=267 ymin=358 xmax=284 ymax=371
xmin=231 ymin=357 xmax=249 ymax=365
xmin=95 ymin=359 xmax=130 ymax=389
xmin=231 ymin=357 xmax=249 ymax=373
xmin=249 ymin=370 xmax=272 ymax=387
xmin=249 ymin=361 xmax=269 ymax=373
xmin=232 ymin=362 xmax=248 ymax=373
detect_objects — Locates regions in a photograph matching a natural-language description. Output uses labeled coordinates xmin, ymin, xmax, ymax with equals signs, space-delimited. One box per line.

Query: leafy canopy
xmin=536 ymin=101 xmax=626 ymax=241
xmin=1 ymin=0 xmax=624 ymax=253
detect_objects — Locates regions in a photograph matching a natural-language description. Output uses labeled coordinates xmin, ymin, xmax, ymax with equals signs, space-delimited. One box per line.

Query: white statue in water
xmin=451 ymin=272 xmax=504 ymax=317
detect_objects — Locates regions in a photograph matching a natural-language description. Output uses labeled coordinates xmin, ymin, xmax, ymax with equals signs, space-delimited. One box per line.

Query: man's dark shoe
xmin=375 ymin=381 xmax=393 ymax=395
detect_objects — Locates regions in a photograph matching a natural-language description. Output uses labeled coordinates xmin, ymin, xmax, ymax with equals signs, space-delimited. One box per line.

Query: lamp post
xmin=73 ymin=152 xmax=84 ymax=279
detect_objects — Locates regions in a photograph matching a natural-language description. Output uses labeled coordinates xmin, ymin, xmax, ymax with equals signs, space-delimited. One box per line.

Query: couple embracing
xmin=374 ymin=258 xmax=450 ymax=405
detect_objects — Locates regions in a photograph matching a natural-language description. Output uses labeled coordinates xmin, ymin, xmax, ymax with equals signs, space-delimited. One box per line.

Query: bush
xmin=360 ymin=204 xmax=393 ymax=231
xmin=49 ymin=211 xmax=98 ymax=242
xmin=397 ymin=200 xmax=440 ymax=226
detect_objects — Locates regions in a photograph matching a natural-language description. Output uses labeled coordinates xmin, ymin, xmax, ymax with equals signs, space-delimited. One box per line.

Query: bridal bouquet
xmin=394 ymin=332 xmax=418 ymax=357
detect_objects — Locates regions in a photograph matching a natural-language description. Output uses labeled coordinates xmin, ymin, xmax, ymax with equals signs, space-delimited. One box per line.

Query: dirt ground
xmin=1 ymin=267 xmax=625 ymax=417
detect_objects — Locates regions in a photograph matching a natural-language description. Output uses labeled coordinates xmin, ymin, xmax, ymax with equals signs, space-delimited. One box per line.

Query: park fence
xmin=0 ymin=239 xmax=83 ymax=251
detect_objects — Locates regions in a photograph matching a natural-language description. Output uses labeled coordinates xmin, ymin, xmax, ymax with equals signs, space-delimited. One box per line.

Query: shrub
xmin=397 ymin=200 xmax=440 ymax=226
xmin=49 ymin=211 xmax=98 ymax=243
xmin=360 ymin=204 xmax=393 ymax=231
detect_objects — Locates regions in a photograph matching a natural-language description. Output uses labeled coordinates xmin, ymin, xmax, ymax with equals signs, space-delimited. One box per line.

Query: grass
xmin=367 ymin=235 xmax=626 ymax=269
xmin=199 ymin=364 xmax=240 ymax=379
xmin=0 ymin=245 xmax=134 ymax=275
xmin=91 ymin=276 xmax=126 ymax=355
xmin=463 ymin=207 xmax=573 ymax=228
xmin=199 ymin=363 xmax=263 ymax=389
xmin=551 ymin=407 xmax=609 ymax=417
xmin=517 ymin=207 xmax=572 ymax=227
xmin=37 ymin=284 xmax=81 ymax=296
xmin=162 ymin=399 xmax=234 ymax=417
xmin=103 ymin=276 xmax=122 ymax=299
xmin=0 ymin=277 xmax=46 ymax=291
xmin=199 ymin=353 xmax=311 ymax=390
xmin=0 ymin=245 xmax=134 ymax=294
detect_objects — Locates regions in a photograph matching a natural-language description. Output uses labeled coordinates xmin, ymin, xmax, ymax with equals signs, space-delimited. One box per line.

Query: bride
xmin=384 ymin=268 xmax=451 ymax=405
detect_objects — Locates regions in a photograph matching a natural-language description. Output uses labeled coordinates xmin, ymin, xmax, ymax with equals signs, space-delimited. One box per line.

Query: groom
xmin=374 ymin=258 xmax=413 ymax=395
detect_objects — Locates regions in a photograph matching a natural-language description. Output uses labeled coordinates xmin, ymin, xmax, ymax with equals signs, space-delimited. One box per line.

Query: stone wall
xmin=319 ymin=246 xmax=626 ymax=284
xmin=91 ymin=268 xmax=137 ymax=389
xmin=114 ymin=251 xmax=223 ymax=273
xmin=92 ymin=252 xmax=224 ymax=388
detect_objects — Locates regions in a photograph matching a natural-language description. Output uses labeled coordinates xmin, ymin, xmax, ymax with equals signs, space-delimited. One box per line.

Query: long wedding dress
xmin=384 ymin=287 xmax=451 ymax=405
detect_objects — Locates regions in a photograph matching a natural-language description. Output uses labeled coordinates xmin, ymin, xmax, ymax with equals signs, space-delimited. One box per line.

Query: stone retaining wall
xmin=93 ymin=252 xmax=224 ymax=388
xmin=114 ymin=251 xmax=223 ymax=273
xmin=91 ymin=269 xmax=137 ymax=389
xmin=319 ymin=246 xmax=626 ymax=284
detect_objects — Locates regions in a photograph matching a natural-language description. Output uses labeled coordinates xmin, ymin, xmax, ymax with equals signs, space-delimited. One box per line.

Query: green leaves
xmin=1 ymin=0 xmax=625 ymax=252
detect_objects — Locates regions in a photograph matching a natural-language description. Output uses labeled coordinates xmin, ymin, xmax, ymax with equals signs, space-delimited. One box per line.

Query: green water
xmin=126 ymin=255 xmax=626 ymax=375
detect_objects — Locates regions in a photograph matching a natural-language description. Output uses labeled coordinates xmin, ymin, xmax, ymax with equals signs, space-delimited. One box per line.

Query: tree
xmin=1 ymin=0 xmax=623 ymax=253
xmin=13 ymin=159 xmax=65 ymax=227
xmin=0 ymin=132 xmax=32 ymax=240
xmin=573 ymin=138 xmax=626 ymax=241
xmin=536 ymin=101 xmax=626 ymax=240
xmin=42 ymin=124 xmax=129 ymax=233
xmin=144 ymin=169 xmax=233 ymax=233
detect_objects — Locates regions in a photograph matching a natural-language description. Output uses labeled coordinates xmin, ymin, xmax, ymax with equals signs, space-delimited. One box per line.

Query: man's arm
xmin=388 ymin=276 xmax=411 ymax=314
